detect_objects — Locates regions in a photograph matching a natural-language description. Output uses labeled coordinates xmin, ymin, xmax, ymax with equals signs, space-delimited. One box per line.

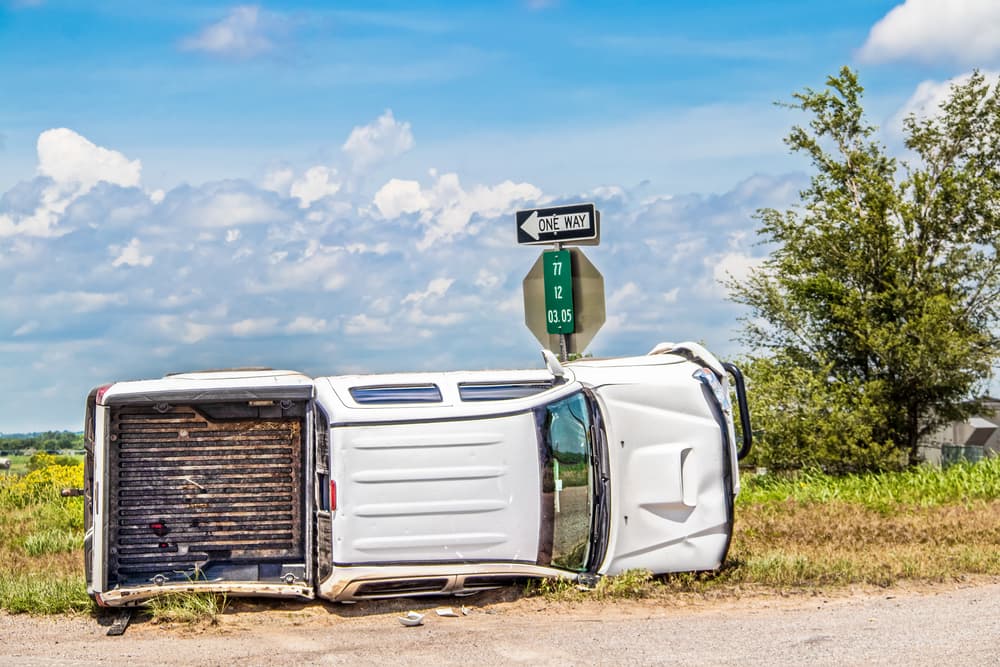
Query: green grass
xmin=0 ymin=572 xmax=91 ymax=614
xmin=23 ymin=528 xmax=81 ymax=556
xmin=739 ymin=458 xmax=1000 ymax=510
xmin=526 ymin=458 xmax=1000 ymax=601
xmin=557 ymin=461 xmax=589 ymax=488
xmin=0 ymin=463 xmax=92 ymax=615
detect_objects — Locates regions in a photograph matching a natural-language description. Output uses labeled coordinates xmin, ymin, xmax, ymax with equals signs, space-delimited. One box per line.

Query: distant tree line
xmin=0 ymin=431 xmax=84 ymax=454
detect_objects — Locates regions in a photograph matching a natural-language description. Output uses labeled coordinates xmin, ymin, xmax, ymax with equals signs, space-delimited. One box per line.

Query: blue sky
xmin=1 ymin=0 xmax=997 ymax=432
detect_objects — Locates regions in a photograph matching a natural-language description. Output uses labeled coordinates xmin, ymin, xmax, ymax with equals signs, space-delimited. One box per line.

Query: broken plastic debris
xmin=398 ymin=611 xmax=425 ymax=627
xmin=435 ymin=607 xmax=459 ymax=617
xmin=461 ymin=605 xmax=470 ymax=616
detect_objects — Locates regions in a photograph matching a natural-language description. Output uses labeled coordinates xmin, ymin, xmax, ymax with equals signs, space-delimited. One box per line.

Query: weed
xmin=525 ymin=570 xmax=659 ymax=601
xmin=523 ymin=575 xmax=578 ymax=600
xmin=23 ymin=528 xmax=79 ymax=556
xmin=0 ymin=571 xmax=91 ymax=614
xmin=146 ymin=593 xmax=229 ymax=624
xmin=594 ymin=569 xmax=655 ymax=599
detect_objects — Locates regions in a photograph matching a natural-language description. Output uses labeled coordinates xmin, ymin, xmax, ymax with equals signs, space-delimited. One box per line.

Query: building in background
xmin=921 ymin=397 xmax=1000 ymax=466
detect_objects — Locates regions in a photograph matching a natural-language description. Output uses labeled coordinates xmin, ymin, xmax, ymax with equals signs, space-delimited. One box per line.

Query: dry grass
xmin=726 ymin=499 xmax=1000 ymax=588
xmin=530 ymin=490 xmax=1000 ymax=601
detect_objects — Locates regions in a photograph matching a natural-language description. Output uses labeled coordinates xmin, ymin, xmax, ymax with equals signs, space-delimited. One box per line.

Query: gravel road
xmin=2 ymin=581 xmax=998 ymax=666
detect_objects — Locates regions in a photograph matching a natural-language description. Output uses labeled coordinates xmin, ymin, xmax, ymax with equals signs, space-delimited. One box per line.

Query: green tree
xmin=733 ymin=68 xmax=1000 ymax=471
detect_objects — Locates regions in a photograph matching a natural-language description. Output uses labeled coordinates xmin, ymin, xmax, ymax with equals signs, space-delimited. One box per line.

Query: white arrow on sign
xmin=519 ymin=210 xmax=593 ymax=241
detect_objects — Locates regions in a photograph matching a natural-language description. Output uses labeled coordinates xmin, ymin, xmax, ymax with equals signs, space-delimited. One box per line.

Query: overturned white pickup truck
xmin=82 ymin=343 xmax=750 ymax=606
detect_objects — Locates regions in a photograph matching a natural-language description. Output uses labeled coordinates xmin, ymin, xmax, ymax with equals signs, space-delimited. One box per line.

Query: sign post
xmin=519 ymin=203 xmax=605 ymax=361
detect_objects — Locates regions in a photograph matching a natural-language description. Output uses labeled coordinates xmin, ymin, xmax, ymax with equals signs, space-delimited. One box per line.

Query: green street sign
xmin=523 ymin=248 xmax=605 ymax=355
xmin=543 ymin=250 xmax=574 ymax=334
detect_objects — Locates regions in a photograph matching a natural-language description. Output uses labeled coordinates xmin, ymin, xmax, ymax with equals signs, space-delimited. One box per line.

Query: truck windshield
xmin=542 ymin=391 xmax=594 ymax=571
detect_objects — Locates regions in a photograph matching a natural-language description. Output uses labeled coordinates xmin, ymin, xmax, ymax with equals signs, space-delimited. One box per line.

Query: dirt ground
xmin=2 ymin=578 xmax=1000 ymax=666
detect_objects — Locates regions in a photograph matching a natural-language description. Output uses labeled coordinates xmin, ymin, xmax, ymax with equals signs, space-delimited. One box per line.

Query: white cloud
xmin=37 ymin=128 xmax=142 ymax=190
xmin=12 ymin=321 xmax=39 ymax=336
xmin=609 ymin=282 xmax=641 ymax=310
xmin=475 ymin=268 xmax=501 ymax=290
xmin=406 ymin=309 xmax=464 ymax=327
xmin=373 ymin=170 xmax=542 ymax=249
xmin=663 ymin=287 xmax=680 ymax=304
xmin=859 ymin=0 xmax=1000 ymax=65
xmin=373 ymin=178 xmax=428 ymax=218
xmin=289 ymin=166 xmax=341 ymax=208
xmin=0 ymin=128 xmax=143 ymax=238
xmin=150 ymin=317 xmax=219 ymax=344
xmin=231 ymin=317 xmax=279 ymax=337
xmin=179 ymin=5 xmax=283 ymax=59
xmin=342 ymin=110 xmax=415 ymax=171
xmin=247 ymin=245 xmax=348 ymax=293
xmin=285 ymin=317 xmax=329 ymax=334
xmin=111 ymin=238 xmax=154 ymax=268
xmin=703 ymin=252 xmax=761 ymax=298
xmin=262 ymin=167 xmax=295 ymax=194
xmin=890 ymin=71 xmax=1000 ymax=132
xmin=402 ymin=277 xmax=454 ymax=304
xmin=225 ymin=228 xmax=241 ymax=243
xmin=344 ymin=313 xmax=390 ymax=335
xmin=40 ymin=291 xmax=126 ymax=314
xmin=343 ymin=242 xmax=389 ymax=255
xmin=164 ymin=183 xmax=287 ymax=228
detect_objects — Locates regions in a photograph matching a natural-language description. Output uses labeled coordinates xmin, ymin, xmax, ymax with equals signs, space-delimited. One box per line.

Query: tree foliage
xmin=733 ymin=68 xmax=1000 ymax=471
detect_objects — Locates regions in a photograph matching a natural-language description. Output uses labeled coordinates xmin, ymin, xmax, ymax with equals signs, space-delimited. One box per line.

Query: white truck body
xmin=83 ymin=345 xmax=749 ymax=605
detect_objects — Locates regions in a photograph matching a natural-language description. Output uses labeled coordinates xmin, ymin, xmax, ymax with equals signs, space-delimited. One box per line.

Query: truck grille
xmin=108 ymin=405 xmax=303 ymax=585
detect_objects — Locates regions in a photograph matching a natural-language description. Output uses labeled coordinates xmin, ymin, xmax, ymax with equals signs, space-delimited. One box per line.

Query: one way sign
xmin=515 ymin=203 xmax=600 ymax=246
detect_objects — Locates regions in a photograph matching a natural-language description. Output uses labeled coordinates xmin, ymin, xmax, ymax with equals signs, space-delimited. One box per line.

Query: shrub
xmin=1 ymin=464 xmax=84 ymax=509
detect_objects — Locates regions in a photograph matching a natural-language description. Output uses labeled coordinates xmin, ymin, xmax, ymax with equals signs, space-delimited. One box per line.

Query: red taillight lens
xmin=95 ymin=384 xmax=113 ymax=405
xmin=330 ymin=480 xmax=337 ymax=512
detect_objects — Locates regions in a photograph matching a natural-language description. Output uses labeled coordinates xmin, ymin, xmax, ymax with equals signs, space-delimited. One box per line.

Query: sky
xmin=1 ymin=0 xmax=998 ymax=432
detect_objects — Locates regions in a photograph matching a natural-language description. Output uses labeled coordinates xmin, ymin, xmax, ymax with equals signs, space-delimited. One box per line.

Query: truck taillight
xmin=330 ymin=480 xmax=337 ymax=512
xmin=95 ymin=384 xmax=113 ymax=405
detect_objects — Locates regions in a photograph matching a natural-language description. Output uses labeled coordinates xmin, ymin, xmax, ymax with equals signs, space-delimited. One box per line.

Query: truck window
xmin=543 ymin=392 xmax=593 ymax=571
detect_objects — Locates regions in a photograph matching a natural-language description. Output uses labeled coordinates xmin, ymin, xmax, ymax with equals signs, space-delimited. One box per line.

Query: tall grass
xmin=740 ymin=457 xmax=1000 ymax=510
xmin=0 ymin=461 xmax=91 ymax=615
xmin=527 ymin=458 xmax=1000 ymax=600
xmin=0 ymin=573 xmax=91 ymax=614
